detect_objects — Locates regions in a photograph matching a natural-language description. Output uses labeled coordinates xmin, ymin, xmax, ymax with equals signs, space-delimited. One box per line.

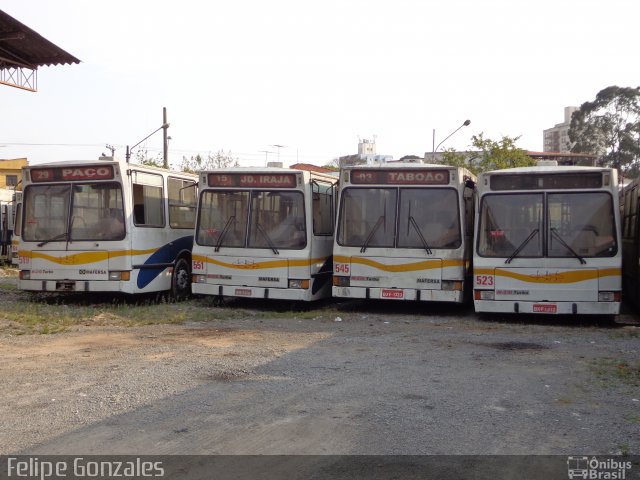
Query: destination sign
xmin=490 ymin=173 xmax=602 ymax=190
xmin=350 ymin=169 xmax=449 ymax=185
xmin=208 ymin=173 xmax=297 ymax=188
xmin=31 ymin=166 xmax=115 ymax=182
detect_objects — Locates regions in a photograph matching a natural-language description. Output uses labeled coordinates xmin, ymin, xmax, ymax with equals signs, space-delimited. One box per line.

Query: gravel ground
xmin=1 ymin=270 xmax=639 ymax=456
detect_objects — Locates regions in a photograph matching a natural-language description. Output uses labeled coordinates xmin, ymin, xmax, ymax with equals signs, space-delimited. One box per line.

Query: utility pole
xmin=162 ymin=107 xmax=169 ymax=169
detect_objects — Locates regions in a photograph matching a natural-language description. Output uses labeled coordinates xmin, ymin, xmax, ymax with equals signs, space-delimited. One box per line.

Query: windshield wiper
xmin=37 ymin=232 xmax=69 ymax=247
xmin=257 ymin=223 xmax=279 ymax=255
xmin=550 ymin=228 xmax=586 ymax=264
xmin=408 ymin=216 xmax=432 ymax=254
xmin=360 ymin=215 xmax=385 ymax=253
xmin=505 ymin=228 xmax=539 ymax=264
xmin=214 ymin=215 xmax=236 ymax=252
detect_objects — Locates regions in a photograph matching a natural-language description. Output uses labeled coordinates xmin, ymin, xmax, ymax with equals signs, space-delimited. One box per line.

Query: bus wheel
xmin=172 ymin=257 xmax=191 ymax=301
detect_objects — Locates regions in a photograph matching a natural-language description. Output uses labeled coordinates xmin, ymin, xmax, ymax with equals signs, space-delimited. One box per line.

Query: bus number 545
xmin=335 ymin=263 xmax=350 ymax=274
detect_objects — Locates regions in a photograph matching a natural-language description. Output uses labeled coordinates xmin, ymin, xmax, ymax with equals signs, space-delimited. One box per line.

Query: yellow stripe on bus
xmin=333 ymin=255 xmax=465 ymax=273
xmin=192 ymin=255 xmax=329 ymax=270
xmin=19 ymin=249 xmax=158 ymax=265
xmin=474 ymin=267 xmax=621 ymax=284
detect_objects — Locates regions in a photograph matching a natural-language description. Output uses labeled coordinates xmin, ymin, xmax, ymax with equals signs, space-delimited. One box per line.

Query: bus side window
xmin=132 ymin=171 xmax=165 ymax=227
xmin=312 ymin=181 xmax=334 ymax=236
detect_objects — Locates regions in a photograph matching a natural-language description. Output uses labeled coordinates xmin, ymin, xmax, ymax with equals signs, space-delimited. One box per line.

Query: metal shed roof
xmin=0 ymin=9 xmax=79 ymax=91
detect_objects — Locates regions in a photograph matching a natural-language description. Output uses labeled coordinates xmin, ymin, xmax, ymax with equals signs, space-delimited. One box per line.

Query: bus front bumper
xmin=18 ymin=279 xmax=124 ymax=293
xmin=473 ymin=299 xmax=620 ymax=315
xmin=332 ymin=286 xmax=464 ymax=303
xmin=192 ymin=283 xmax=316 ymax=301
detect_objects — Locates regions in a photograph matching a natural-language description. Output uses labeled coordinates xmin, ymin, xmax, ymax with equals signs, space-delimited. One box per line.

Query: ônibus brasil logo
xmin=567 ymin=456 xmax=632 ymax=479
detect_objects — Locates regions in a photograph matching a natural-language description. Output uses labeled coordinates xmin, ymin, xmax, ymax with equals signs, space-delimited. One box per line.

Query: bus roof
xmin=482 ymin=165 xmax=613 ymax=175
xmin=199 ymin=167 xmax=337 ymax=181
xmin=23 ymin=157 xmax=197 ymax=179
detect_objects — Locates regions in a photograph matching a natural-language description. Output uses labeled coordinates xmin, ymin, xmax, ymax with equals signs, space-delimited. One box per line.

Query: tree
xmin=399 ymin=154 xmax=422 ymax=162
xmin=322 ymin=158 xmax=341 ymax=170
xmin=440 ymin=133 xmax=535 ymax=175
xmin=569 ymin=86 xmax=640 ymax=176
xmin=179 ymin=150 xmax=239 ymax=173
xmin=134 ymin=147 xmax=163 ymax=168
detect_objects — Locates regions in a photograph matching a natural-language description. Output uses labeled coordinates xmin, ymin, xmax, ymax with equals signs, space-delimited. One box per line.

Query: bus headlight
xmin=109 ymin=271 xmax=131 ymax=281
xmin=441 ymin=280 xmax=462 ymax=291
xmin=19 ymin=270 xmax=30 ymax=280
xmin=598 ymin=291 xmax=620 ymax=302
xmin=288 ymin=279 xmax=309 ymax=289
xmin=474 ymin=290 xmax=494 ymax=300
xmin=333 ymin=276 xmax=350 ymax=287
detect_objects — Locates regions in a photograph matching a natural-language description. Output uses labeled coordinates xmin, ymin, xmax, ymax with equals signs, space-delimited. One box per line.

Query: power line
xmin=1 ymin=142 xmax=339 ymax=161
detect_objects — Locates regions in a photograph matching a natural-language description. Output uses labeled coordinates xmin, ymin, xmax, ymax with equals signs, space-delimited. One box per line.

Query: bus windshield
xmin=196 ymin=190 xmax=306 ymax=250
xmin=23 ymin=183 xmax=125 ymax=242
xmin=478 ymin=192 xmax=617 ymax=258
xmin=337 ymin=187 xmax=460 ymax=249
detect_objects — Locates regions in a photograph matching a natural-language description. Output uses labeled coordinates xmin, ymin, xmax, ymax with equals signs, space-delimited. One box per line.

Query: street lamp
xmin=126 ymin=107 xmax=170 ymax=167
xmin=432 ymin=119 xmax=471 ymax=162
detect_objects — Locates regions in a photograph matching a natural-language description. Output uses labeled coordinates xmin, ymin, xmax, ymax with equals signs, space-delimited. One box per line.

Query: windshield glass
xmin=337 ymin=188 xmax=397 ymax=247
xmin=477 ymin=192 xmax=617 ymax=258
xmin=196 ymin=190 xmax=306 ymax=250
xmin=477 ymin=193 xmax=543 ymax=257
xmin=196 ymin=191 xmax=249 ymax=247
xmin=70 ymin=183 xmax=125 ymax=240
xmin=23 ymin=183 xmax=125 ymax=242
xmin=248 ymin=191 xmax=305 ymax=249
xmin=397 ymin=189 xmax=461 ymax=248
xmin=23 ymin=185 xmax=70 ymax=242
xmin=548 ymin=192 xmax=617 ymax=257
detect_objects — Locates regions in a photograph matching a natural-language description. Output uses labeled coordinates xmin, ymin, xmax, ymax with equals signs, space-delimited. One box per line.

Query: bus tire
xmin=171 ymin=257 xmax=191 ymax=301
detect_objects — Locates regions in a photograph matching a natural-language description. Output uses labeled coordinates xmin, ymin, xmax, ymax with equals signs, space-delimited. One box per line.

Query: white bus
xmin=332 ymin=162 xmax=476 ymax=302
xmin=10 ymin=191 xmax=22 ymax=266
xmin=191 ymin=167 xmax=337 ymax=301
xmin=17 ymin=157 xmax=198 ymax=297
xmin=0 ymin=197 xmax=14 ymax=264
xmin=473 ymin=165 xmax=621 ymax=315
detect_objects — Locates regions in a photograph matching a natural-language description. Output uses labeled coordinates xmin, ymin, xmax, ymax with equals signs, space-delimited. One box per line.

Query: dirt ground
xmin=1 ymin=269 xmax=639 ymax=456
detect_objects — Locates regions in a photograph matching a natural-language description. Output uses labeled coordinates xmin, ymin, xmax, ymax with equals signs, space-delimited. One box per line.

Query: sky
xmin=1 ymin=0 xmax=639 ymax=168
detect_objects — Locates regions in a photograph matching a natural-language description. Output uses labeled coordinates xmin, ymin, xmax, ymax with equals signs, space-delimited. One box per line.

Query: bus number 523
xmin=476 ymin=275 xmax=494 ymax=286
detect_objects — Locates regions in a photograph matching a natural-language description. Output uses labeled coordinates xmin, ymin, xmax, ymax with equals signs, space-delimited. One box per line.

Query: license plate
xmin=234 ymin=288 xmax=252 ymax=296
xmin=533 ymin=304 xmax=557 ymax=314
xmin=56 ymin=281 xmax=75 ymax=292
xmin=381 ymin=289 xmax=404 ymax=299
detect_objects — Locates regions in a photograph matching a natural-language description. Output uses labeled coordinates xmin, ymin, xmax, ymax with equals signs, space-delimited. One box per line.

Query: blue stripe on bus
xmin=137 ymin=235 xmax=194 ymax=289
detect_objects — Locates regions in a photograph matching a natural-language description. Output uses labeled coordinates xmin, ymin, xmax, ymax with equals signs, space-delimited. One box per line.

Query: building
xmin=527 ymin=151 xmax=596 ymax=167
xmin=543 ymin=106 xmax=578 ymax=153
xmin=338 ymin=137 xmax=393 ymax=166
xmin=290 ymin=163 xmax=337 ymax=174
xmin=0 ymin=158 xmax=27 ymax=189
